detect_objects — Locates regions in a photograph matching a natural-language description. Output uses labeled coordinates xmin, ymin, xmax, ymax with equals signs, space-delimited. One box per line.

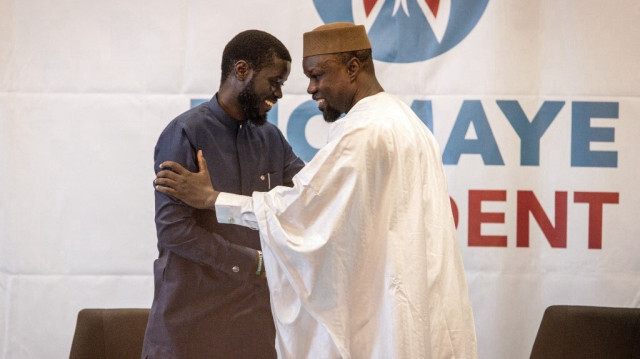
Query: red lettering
xmin=516 ymin=191 xmax=568 ymax=248
xmin=574 ymin=192 xmax=619 ymax=249
xmin=450 ymin=197 xmax=459 ymax=228
xmin=468 ymin=190 xmax=507 ymax=247
xmin=452 ymin=189 xmax=619 ymax=249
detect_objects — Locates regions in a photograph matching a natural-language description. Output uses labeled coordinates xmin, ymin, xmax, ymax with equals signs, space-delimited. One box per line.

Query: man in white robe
xmin=155 ymin=22 xmax=478 ymax=358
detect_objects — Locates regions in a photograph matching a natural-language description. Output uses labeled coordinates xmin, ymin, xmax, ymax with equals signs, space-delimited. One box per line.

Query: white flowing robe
xmin=215 ymin=92 xmax=477 ymax=358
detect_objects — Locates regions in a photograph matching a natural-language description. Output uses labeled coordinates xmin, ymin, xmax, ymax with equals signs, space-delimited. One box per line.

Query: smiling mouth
xmin=316 ymin=99 xmax=326 ymax=109
xmin=265 ymin=99 xmax=275 ymax=109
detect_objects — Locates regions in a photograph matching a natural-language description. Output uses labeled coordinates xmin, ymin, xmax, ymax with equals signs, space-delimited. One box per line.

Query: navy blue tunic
xmin=142 ymin=95 xmax=304 ymax=358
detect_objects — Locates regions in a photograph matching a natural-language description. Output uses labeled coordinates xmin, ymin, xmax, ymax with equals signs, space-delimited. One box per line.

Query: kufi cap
xmin=303 ymin=22 xmax=371 ymax=57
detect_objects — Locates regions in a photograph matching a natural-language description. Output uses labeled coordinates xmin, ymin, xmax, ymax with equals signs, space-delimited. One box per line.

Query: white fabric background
xmin=1 ymin=0 xmax=638 ymax=358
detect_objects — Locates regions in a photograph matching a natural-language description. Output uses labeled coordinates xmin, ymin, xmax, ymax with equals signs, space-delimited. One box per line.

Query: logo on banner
xmin=312 ymin=0 xmax=489 ymax=63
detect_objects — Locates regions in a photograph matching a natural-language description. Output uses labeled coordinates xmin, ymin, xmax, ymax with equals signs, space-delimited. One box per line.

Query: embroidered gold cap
xmin=303 ymin=22 xmax=371 ymax=57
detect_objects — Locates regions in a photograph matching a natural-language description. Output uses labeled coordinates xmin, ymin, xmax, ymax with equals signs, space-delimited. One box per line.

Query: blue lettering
xmin=267 ymin=103 xmax=278 ymax=126
xmin=410 ymin=100 xmax=434 ymax=133
xmin=287 ymin=100 xmax=323 ymax=162
xmin=190 ymin=98 xmax=207 ymax=108
xmin=443 ymin=100 xmax=504 ymax=165
xmin=497 ymin=100 xmax=564 ymax=166
xmin=571 ymin=102 xmax=618 ymax=167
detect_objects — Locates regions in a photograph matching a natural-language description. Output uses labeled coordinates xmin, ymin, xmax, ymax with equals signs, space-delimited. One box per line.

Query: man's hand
xmin=154 ymin=150 xmax=218 ymax=210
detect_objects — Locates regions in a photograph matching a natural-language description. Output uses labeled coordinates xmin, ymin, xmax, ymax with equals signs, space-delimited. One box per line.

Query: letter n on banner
xmin=516 ymin=191 xmax=567 ymax=248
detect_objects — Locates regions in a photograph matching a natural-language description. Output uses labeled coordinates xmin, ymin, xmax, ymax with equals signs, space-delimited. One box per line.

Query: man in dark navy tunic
xmin=142 ymin=30 xmax=304 ymax=358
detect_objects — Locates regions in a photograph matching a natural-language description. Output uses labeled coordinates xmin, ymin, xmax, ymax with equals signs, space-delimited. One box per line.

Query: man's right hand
xmin=155 ymin=150 xmax=219 ymax=210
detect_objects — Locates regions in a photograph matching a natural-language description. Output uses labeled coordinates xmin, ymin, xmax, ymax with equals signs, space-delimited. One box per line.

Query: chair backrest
xmin=530 ymin=305 xmax=640 ymax=359
xmin=69 ymin=308 xmax=150 ymax=359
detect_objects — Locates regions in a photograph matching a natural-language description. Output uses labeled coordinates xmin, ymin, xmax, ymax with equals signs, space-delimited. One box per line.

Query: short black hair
xmin=220 ymin=30 xmax=292 ymax=82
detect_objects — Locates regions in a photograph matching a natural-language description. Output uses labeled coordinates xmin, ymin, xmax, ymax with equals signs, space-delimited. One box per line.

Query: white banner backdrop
xmin=1 ymin=0 xmax=639 ymax=358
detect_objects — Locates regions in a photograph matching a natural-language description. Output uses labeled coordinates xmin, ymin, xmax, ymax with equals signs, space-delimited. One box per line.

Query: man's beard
xmin=322 ymin=105 xmax=342 ymax=123
xmin=237 ymin=79 xmax=267 ymax=126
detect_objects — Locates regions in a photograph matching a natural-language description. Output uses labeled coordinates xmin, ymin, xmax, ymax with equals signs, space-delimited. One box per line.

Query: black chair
xmin=530 ymin=305 xmax=640 ymax=359
xmin=69 ymin=308 xmax=150 ymax=359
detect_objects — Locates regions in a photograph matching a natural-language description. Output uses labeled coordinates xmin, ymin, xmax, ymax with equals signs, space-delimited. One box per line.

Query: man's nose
xmin=306 ymin=82 xmax=316 ymax=94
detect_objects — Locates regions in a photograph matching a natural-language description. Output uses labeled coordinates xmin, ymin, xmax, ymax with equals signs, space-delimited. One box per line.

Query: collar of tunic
xmin=208 ymin=93 xmax=250 ymax=130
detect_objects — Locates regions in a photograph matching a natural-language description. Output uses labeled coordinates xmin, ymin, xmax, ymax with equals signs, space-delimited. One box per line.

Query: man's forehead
xmin=303 ymin=54 xmax=341 ymax=71
xmin=261 ymin=57 xmax=291 ymax=75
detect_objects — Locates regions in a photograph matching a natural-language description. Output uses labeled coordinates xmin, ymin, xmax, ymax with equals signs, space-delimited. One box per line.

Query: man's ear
xmin=347 ymin=57 xmax=361 ymax=81
xmin=233 ymin=60 xmax=252 ymax=81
